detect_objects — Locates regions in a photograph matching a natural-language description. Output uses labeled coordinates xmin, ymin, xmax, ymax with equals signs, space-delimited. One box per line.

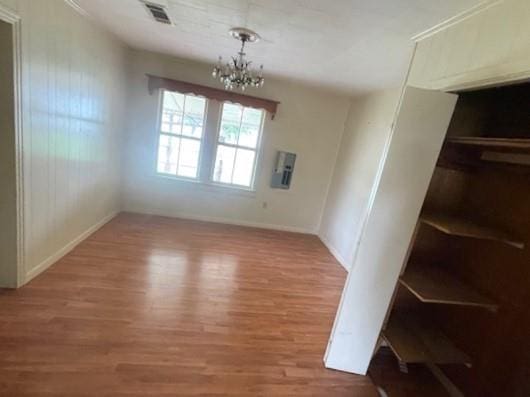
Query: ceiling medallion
xmin=212 ymin=27 xmax=265 ymax=91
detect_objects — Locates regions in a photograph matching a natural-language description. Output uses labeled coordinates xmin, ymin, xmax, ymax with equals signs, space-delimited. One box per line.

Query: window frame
xmin=153 ymin=90 xmax=266 ymax=192
xmin=155 ymin=89 xmax=208 ymax=181
xmin=210 ymin=102 xmax=265 ymax=190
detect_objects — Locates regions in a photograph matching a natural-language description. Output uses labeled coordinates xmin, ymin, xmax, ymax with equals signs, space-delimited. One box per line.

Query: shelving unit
xmin=375 ymin=61 xmax=529 ymax=397
xmin=439 ymin=136 xmax=530 ymax=173
xmin=420 ymin=213 xmax=524 ymax=249
xmin=382 ymin=313 xmax=472 ymax=366
xmin=400 ymin=264 xmax=498 ymax=311
xmin=446 ymin=136 xmax=530 ymax=152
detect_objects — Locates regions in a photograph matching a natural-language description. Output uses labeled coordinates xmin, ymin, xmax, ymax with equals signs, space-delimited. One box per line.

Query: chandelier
xmin=212 ymin=28 xmax=264 ymax=91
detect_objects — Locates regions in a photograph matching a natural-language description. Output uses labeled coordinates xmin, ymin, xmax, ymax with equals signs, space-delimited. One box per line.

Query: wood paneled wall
xmin=409 ymin=0 xmax=530 ymax=91
xmin=1 ymin=0 xmax=128 ymax=284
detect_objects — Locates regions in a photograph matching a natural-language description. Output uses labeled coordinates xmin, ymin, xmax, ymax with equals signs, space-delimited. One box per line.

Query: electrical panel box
xmin=271 ymin=151 xmax=296 ymax=189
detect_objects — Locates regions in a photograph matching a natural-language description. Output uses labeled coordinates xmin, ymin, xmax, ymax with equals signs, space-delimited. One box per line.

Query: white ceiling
xmin=76 ymin=0 xmax=482 ymax=95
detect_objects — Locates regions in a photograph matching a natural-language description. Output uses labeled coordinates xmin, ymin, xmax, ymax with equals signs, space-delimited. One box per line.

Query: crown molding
xmin=412 ymin=0 xmax=501 ymax=42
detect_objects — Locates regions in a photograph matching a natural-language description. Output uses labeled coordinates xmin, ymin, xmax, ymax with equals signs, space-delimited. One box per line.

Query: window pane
xmin=161 ymin=113 xmax=171 ymax=132
xmin=219 ymin=103 xmax=242 ymax=144
xmin=239 ymin=108 xmax=262 ymax=148
xmin=161 ymin=92 xmax=184 ymax=134
xmin=157 ymin=91 xmax=206 ymax=179
xmin=232 ymin=148 xmax=256 ymax=187
xmin=242 ymin=107 xmax=262 ymax=126
xmin=213 ymin=145 xmax=236 ymax=184
xmin=161 ymin=111 xmax=183 ymax=134
xmin=178 ymin=138 xmax=200 ymax=178
xmin=182 ymin=95 xmax=206 ymax=138
xmin=157 ymin=135 xmax=180 ymax=175
xmin=163 ymin=91 xmax=185 ymax=111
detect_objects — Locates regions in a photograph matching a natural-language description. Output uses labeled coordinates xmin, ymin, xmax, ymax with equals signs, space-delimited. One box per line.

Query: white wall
xmin=122 ymin=50 xmax=350 ymax=233
xmin=319 ymin=89 xmax=401 ymax=269
xmin=325 ymin=87 xmax=457 ymax=374
xmin=0 ymin=0 xmax=128 ymax=284
xmin=0 ymin=19 xmax=17 ymax=287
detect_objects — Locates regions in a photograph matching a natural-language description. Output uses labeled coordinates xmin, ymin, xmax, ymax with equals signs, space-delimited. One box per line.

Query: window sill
xmin=154 ymin=173 xmax=257 ymax=197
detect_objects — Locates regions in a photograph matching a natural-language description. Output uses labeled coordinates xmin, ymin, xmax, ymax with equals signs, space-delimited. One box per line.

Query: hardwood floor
xmin=0 ymin=213 xmax=378 ymax=396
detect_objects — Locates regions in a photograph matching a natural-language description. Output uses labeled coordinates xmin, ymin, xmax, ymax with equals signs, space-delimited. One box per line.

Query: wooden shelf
xmin=437 ymin=140 xmax=530 ymax=174
xmin=446 ymin=136 xmax=530 ymax=152
xmin=382 ymin=313 xmax=472 ymax=366
xmin=400 ymin=264 xmax=498 ymax=311
xmin=420 ymin=213 xmax=524 ymax=249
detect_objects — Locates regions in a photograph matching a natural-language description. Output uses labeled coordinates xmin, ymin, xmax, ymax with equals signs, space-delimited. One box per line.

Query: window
xmin=213 ymin=103 xmax=264 ymax=188
xmin=156 ymin=91 xmax=207 ymax=179
xmin=155 ymin=90 xmax=265 ymax=190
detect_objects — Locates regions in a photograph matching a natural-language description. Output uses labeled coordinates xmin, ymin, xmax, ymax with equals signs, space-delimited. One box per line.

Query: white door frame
xmin=0 ymin=4 xmax=25 ymax=287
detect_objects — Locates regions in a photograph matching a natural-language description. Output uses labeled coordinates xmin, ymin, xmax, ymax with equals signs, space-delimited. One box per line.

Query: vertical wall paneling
xmin=0 ymin=0 xmax=128 ymax=284
xmin=409 ymin=0 xmax=530 ymax=91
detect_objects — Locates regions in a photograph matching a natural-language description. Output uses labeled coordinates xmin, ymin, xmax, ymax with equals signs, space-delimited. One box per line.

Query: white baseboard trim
xmin=319 ymin=234 xmax=350 ymax=272
xmin=124 ymin=207 xmax=315 ymax=235
xmin=24 ymin=211 xmax=118 ymax=284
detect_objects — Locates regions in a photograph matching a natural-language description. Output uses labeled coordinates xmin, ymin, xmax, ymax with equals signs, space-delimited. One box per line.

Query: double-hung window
xmin=212 ymin=103 xmax=263 ymax=188
xmin=157 ymin=90 xmax=207 ymax=179
xmin=155 ymin=89 xmax=264 ymax=190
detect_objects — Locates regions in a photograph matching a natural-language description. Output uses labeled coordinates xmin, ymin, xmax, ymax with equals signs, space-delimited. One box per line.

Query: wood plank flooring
xmin=0 ymin=213 xmax=378 ymax=396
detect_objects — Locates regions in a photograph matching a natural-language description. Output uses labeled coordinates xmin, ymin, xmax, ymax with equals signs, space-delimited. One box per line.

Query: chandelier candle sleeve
xmin=213 ymin=28 xmax=265 ymax=91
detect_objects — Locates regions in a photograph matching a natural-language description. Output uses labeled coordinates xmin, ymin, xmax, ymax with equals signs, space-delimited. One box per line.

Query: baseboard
xmin=123 ymin=207 xmax=315 ymax=234
xmin=319 ymin=234 xmax=350 ymax=272
xmin=24 ymin=211 xmax=118 ymax=284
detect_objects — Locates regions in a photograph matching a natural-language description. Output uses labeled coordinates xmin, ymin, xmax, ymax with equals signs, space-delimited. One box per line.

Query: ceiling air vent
xmin=142 ymin=1 xmax=172 ymax=25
